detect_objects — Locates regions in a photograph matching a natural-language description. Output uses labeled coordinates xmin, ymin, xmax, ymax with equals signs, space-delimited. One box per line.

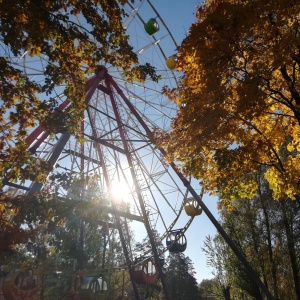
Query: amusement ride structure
xmin=1 ymin=2 xmax=202 ymax=299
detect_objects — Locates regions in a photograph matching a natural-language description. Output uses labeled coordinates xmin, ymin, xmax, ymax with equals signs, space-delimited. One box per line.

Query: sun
xmin=110 ymin=179 xmax=133 ymax=203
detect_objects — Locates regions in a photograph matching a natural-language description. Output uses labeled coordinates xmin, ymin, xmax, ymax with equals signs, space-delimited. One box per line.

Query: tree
xmin=0 ymin=172 xmax=132 ymax=298
xmin=1 ymin=173 xmax=108 ymax=257
xmin=165 ymin=252 xmax=200 ymax=300
xmin=198 ymin=278 xmax=218 ymax=300
xmin=202 ymin=236 xmax=232 ymax=300
xmin=0 ymin=0 xmax=159 ymax=186
xmin=156 ymin=0 xmax=300 ymax=204
xmin=202 ymin=168 xmax=300 ymax=299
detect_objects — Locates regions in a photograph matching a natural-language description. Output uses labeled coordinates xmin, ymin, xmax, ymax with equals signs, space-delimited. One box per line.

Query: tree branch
xmin=280 ymin=64 xmax=300 ymax=105
xmin=238 ymin=115 xmax=285 ymax=173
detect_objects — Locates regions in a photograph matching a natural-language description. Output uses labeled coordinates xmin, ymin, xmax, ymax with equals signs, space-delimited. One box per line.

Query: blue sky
xmin=124 ymin=0 xmax=220 ymax=283
xmin=146 ymin=0 xmax=219 ymax=283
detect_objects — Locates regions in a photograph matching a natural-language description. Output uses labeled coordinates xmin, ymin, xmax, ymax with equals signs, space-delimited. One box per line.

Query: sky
xmin=124 ymin=0 xmax=220 ymax=283
xmin=159 ymin=1 xmax=219 ymax=283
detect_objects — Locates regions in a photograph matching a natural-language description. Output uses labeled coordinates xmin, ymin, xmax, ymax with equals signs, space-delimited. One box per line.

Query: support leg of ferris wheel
xmin=104 ymin=75 xmax=171 ymax=300
xmin=23 ymin=66 xmax=141 ymax=300
xmin=86 ymin=95 xmax=141 ymax=300
xmin=25 ymin=67 xmax=106 ymax=195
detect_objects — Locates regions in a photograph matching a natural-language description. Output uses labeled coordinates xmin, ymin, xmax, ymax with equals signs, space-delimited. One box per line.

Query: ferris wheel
xmin=1 ymin=1 xmax=204 ymax=299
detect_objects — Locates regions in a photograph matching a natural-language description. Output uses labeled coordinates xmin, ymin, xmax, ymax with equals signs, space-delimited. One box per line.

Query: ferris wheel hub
xmin=95 ymin=65 xmax=108 ymax=76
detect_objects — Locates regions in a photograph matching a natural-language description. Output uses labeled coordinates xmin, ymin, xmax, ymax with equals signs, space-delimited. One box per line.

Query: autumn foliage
xmin=0 ymin=0 xmax=159 ymax=185
xmin=157 ymin=0 xmax=300 ymax=204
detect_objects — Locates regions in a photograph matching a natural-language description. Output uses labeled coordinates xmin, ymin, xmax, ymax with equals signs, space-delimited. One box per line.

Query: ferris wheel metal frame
xmin=17 ymin=64 xmax=200 ymax=299
xmin=1 ymin=2 xmax=199 ymax=299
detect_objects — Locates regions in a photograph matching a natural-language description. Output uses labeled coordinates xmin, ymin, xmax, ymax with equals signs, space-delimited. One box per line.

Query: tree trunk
xmin=248 ymin=203 xmax=269 ymax=291
xmin=258 ymin=183 xmax=279 ymax=300
xmin=222 ymin=285 xmax=231 ymax=300
xmin=281 ymin=201 xmax=300 ymax=300
xmin=261 ymin=203 xmax=279 ymax=299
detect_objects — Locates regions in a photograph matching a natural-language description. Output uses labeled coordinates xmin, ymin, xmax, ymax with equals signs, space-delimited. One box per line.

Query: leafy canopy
xmin=157 ymin=0 xmax=300 ymax=204
xmin=0 ymin=0 xmax=159 ymax=185
xmin=0 ymin=173 xmax=110 ymax=257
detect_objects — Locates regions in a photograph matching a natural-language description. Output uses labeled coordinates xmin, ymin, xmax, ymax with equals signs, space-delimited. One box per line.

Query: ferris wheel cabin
xmin=184 ymin=197 xmax=203 ymax=217
xmin=2 ymin=268 xmax=41 ymax=300
xmin=166 ymin=55 xmax=177 ymax=70
xmin=166 ymin=229 xmax=187 ymax=253
xmin=132 ymin=259 xmax=158 ymax=285
xmin=77 ymin=275 xmax=107 ymax=299
xmin=144 ymin=18 xmax=160 ymax=35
